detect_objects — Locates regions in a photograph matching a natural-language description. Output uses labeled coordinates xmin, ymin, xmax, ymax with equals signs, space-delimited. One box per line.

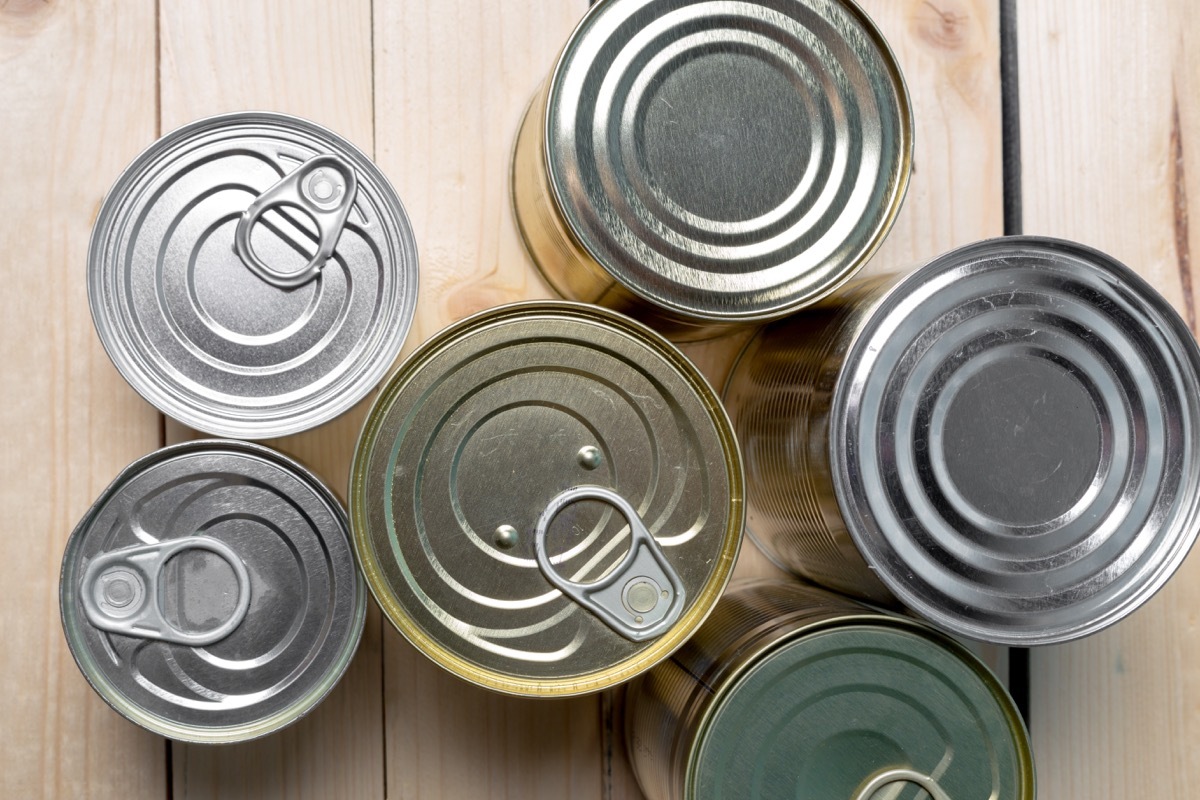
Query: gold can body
xmin=625 ymin=580 xmax=1034 ymax=800
xmin=513 ymin=0 xmax=912 ymax=342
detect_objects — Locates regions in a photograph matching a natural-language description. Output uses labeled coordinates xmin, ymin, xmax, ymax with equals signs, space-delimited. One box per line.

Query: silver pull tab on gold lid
xmin=534 ymin=486 xmax=685 ymax=643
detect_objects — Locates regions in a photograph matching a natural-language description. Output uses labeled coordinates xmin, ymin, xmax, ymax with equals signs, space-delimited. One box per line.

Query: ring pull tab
xmin=852 ymin=768 xmax=954 ymax=800
xmin=80 ymin=538 xmax=251 ymax=647
xmin=533 ymin=486 xmax=685 ymax=642
xmin=233 ymin=153 xmax=358 ymax=289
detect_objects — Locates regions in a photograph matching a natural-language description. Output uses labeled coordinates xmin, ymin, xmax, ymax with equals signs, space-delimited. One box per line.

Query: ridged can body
xmin=60 ymin=441 xmax=366 ymax=743
xmin=625 ymin=579 xmax=1034 ymax=800
xmin=351 ymin=301 xmax=743 ymax=696
xmin=724 ymin=236 xmax=1200 ymax=644
xmin=88 ymin=112 xmax=419 ymax=439
xmin=512 ymin=0 xmax=912 ymax=341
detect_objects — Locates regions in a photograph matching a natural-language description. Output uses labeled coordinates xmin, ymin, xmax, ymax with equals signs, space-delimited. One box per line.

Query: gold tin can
xmin=350 ymin=301 xmax=743 ymax=695
xmin=625 ymin=579 xmax=1035 ymax=800
xmin=724 ymin=237 xmax=1200 ymax=645
xmin=512 ymin=0 xmax=912 ymax=341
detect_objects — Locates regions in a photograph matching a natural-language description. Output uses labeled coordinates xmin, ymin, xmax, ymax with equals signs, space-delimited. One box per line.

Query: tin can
xmin=724 ymin=236 xmax=1200 ymax=644
xmin=60 ymin=440 xmax=366 ymax=742
xmin=350 ymin=301 xmax=743 ymax=696
xmin=89 ymin=112 xmax=419 ymax=439
xmin=625 ymin=579 xmax=1035 ymax=800
xmin=512 ymin=0 xmax=912 ymax=341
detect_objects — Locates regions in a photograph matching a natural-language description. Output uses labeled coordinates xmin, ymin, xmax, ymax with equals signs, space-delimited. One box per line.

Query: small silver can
xmin=60 ymin=441 xmax=366 ymax=742
xmin=724 ymin=236 xmax=1200 ymax=644
xmin=625 ymin=579 xmax=1034 ymax=800
xmin=512 ymin=0 xmax=912 ymax=341
xmin=89 ymin=112 xmax=419 ymax=439
xmin=351 ymin=301 xmax=744 ymax=696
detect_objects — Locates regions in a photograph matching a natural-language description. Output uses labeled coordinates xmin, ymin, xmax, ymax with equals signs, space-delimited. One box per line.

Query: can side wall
xmin=724 ymin=276 xmax=899 ymax=603
xmin=624 ymin=580 xmax=869 ymax=800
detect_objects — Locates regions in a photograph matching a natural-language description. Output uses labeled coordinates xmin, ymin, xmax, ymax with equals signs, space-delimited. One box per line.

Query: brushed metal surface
xmin=88 ymin=112 xmax=418 ymax=439
xmin=60 ymin=441 xmax=366 ymax=743
xmin=351 ymin=301 xmax=743 ymax=695
xmin=513 ymin=0 xmax=912 ymax=340
xmin=725 ymin=236 xmax=1200 ymax=645
xmin=624 ymin=580 xmax=1033 ymax=800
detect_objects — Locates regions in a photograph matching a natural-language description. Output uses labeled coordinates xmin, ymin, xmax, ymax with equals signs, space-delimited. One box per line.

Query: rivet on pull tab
xmin=852 ymin=768 xmax=954 ymax=800
xmin=534 ymin=486 xmax=685 ymax=642
xmin=233 ymin=153 xmax=358 ymax=289
xmin=80 ymin=538 xmax=251 ymax=647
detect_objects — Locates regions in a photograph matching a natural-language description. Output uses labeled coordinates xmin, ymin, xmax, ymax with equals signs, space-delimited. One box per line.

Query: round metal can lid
xmin=542 ymin=0 xmax=911 ymax=322
xmin=89 ymin=112 xmax=418 ymax=439
xmin=832 ymin=236 xmax=1200 ymax=644
xmin=690 ymin=622 xmax=1033 ymax=799
xmin=351 ymin=301 xmax=743 ymax=695
xmin=60 ymin=441 xmax=366 ymax=743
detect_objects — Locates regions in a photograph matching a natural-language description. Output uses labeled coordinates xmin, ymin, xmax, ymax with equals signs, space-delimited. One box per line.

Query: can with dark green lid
xmin=625 ymin=579 xmax=1035 ymax=800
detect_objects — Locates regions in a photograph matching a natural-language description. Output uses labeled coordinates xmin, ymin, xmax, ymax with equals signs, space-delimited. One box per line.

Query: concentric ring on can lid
xmin=59 ymin=440 xmax=366 ymax=743
xmin=832 ymin=237 xmax=1200 ymax=644
xmin=88 ymin=112 xmax=418 ymax=439
xmin=351 ymin=301 xmax=743 ymax=696
xmin=691 ymin=622 xmax=1033 ymax=798
xmin=542 ymin=0 xmax=911 ymax=323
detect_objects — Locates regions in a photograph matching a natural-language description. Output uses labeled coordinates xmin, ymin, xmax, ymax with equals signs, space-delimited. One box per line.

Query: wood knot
xmin=911 ymin=0 xmax=973 ymax=52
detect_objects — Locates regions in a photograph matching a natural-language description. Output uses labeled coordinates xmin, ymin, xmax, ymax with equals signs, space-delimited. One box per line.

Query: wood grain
xmin=158 ymin=2 xmax=384 ymax=798
xmin=0 ymin=2 xmax=163 ymax=799
xmin=1019 ymin=3 xmax=1200 ymax=796
xmin=370 ymin=3 xmax=608 ymax=798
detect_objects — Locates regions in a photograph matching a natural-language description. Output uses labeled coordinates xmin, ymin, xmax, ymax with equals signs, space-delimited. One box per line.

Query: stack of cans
xmin=61 ymin=0 xmax=1200 ymax=796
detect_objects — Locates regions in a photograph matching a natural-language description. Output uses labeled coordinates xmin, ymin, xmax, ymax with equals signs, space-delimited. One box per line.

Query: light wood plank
xmin=157 ymin=2 xmax=384 ymax=798
xmin=371 ymin=2 xmax=607 ymax=798
xmin=1020 ymin=3 xmax=1200 ymax=796
xmin=0 ymin=1 xmax=164 ymax=799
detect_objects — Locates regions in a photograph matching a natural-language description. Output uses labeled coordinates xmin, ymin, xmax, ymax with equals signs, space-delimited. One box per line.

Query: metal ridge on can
xmin=89 ymin=111 xmax=419 ymax=439
xmin=512 ymin=0 xmax=913 ymax=341
xmin=625 ymin=579 xmax=1035 ymax=800
xmin=60 ymin=440 xmax=366 ymax=743
xmin=350 ymin=301 xmax=744 ymax=696
xmin=725 ymin=236 xmax=1200 ymax=645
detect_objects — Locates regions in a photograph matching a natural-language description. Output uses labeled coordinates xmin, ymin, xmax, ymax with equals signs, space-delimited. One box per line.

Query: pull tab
xmin=80 ymin=537 xmax=251 ymax=647
xmin=852 ymin=769 xmax=953 ymax=800
xmin=533 ymin=486 xmax=685 ymax=642
xmin=233 ymin=153 xmax=358 ymax=288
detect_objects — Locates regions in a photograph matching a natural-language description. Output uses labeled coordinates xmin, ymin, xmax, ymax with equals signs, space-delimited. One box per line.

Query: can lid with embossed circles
xmin=512 ymin=0 xmax=912 ymax=339
xmin=59 ymin=441 xmax=366 ymax=743
xmin=88 ymin=112 xmax=418 ymax=439
xmin=350 ymin=301 xmax=744 ymax=696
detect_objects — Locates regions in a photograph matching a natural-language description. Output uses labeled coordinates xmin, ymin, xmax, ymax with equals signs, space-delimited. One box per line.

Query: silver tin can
xmin=351 ymin=301 xmax=744 ymax=696
xmin=724 ymin=236 xmax=1200 ymax=644
xmin=512 ymin=0 xmax=912 ymax=341
xmin=60 ymin=440 xmax=366 ymax=742
xmin=89 ymin=112 xmax=419 ymax=439
xmin=625 ymin=579 xmax=1034 ymax=800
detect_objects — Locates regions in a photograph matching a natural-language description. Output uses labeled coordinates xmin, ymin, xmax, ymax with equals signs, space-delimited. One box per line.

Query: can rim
xmin=538 ymin=0 xmax=914 ymax=324
xmin=350 ymin=300 xmax=745 ymax=696
xmin=87 ymin=110 xmax=419 ymax=440
xmin=59 ymin=439 xmax=368 ymax=743
xmin=828 ymin=234 xmax=1200 ymax=644
xmin=683 ymin=612 xmax=1035 ymax=799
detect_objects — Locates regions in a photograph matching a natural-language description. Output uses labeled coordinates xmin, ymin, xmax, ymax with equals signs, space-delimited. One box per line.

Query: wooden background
xmin=3 ymin=0 xmax=1197 ymax=797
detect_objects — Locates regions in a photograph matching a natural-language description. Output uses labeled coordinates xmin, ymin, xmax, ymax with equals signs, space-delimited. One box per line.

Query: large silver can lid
xmin=351 ymin=302 xmax=743 ymax=695
xmin=834 ymin=237 xmax=1200 ymax=644
xmin=60 ymin=441 xmax=366 ymax=742
xmin=527 ymin=0 xmax=911 ymax=327
xmin=89 ymin=112 xmax=419 ymax=439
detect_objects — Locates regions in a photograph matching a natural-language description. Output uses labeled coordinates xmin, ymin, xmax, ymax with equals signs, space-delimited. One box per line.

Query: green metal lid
xmin=690 ymin=624 xmax=1033 ymax=799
